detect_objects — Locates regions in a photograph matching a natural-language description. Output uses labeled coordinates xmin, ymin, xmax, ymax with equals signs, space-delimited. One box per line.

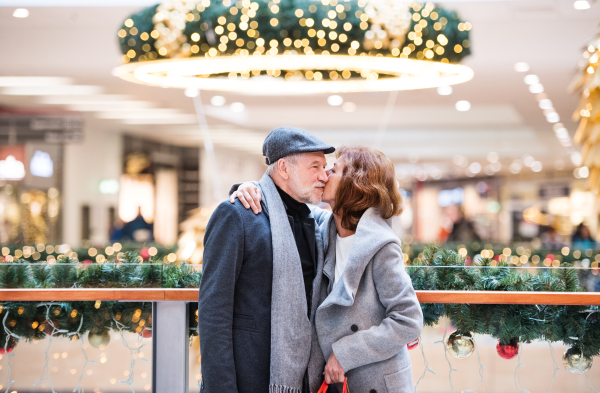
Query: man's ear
xmin=277 ymin=159 xmax=290 ymax=180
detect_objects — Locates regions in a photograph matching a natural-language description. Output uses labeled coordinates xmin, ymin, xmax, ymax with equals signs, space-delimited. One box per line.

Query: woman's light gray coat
xmin=312 ymin=207 xmax=423 ymax=393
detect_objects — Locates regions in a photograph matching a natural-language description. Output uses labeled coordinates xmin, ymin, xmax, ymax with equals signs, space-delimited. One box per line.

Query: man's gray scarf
xmin=259 ymin=174 xmax=312 ymax=393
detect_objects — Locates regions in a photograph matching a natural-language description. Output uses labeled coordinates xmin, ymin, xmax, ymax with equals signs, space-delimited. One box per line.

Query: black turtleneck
xmin=275 ymin=186 xmax=316 ymax=314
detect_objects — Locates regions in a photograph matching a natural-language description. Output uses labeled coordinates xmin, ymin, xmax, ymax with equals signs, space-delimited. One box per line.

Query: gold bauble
xmin=563 ymin=347 xmax=593 ymax=374
xmin=445 ymin=331 xmax=475 ymax=359
xmin=88 ymin=330 xmax=110 ymax=349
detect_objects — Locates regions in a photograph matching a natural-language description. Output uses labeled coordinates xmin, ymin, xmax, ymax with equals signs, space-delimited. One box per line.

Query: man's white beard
xmin=289 ymin=171 xmax=325 ymax=205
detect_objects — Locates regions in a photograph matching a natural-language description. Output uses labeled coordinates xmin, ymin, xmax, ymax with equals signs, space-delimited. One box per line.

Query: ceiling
xmin=0 ymin=0 xmax=598 ymax=178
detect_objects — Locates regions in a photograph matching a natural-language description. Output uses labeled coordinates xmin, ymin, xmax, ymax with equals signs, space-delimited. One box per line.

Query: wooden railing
xmin=0 ymin=288 xmax=599 ymax=305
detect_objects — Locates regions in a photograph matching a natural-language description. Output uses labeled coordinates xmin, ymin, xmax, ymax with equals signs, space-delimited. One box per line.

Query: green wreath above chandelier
xmin=114 ymin=0 xmax=474 ymax=95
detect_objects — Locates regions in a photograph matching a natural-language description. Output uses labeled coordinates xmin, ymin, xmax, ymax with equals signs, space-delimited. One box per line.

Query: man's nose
xmin=318 ymin=168 xmax=328 ymax=182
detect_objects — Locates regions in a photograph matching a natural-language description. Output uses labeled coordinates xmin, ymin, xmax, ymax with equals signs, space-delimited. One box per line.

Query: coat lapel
xmin=317 ymin=208 xmax=400 ymax=310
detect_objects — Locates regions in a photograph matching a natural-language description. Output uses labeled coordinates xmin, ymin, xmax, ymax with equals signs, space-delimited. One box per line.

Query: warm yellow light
xmin=115 ymin=55 xmax=474 ymax=95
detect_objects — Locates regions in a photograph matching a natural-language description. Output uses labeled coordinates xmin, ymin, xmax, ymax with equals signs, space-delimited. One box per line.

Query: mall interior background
xmin=1 ymin=0 xmax=599 ymax=256
xmin=1 ymin=1 xmax=600 ymax=392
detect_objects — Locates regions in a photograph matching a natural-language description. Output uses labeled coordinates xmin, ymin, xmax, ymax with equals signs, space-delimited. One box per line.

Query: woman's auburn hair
xmin=334 ymin=146 xmax=403 ymax=231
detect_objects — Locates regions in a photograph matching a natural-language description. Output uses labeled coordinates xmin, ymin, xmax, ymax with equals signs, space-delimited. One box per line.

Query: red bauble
xmin=407 ymin=338 xmax=419 ymax=350
xmin=139 ymin=328 xmax=152 ymax=338
xmin=0 ymin=337 xmax=16 ymax=354
xmin=0 ymin=346 xmax=14 ymax=354
xmin=140 ymin=248 xmax=150 ymax=260
xmin=82 ymin=259 xmax=92 ymax=264
xmin=496 ymin=339 xmax=519 ymax=359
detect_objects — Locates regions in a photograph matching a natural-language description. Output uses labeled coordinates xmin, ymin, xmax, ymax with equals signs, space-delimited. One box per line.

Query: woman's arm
xmin=331 ymin=242 xmax=423 ymax=372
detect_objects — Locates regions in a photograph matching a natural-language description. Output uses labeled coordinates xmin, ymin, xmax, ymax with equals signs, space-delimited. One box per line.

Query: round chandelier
xmin=114 ymin=0 xmax=474 ymax=95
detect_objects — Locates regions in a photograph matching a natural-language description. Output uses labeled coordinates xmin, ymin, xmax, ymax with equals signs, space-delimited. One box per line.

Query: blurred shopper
xmin=120 ymin=208 xmax=153 ymax=242
xmin=199 ymin=127 xmax=335 ymax=393
xmin=541 ymin=227 xmax=563 ymax=249
xmin=232 ymin=146 xmax=423 ymax=393
xmin=446 ymin=205 xmax=480 ymax=243
xmin=571 ymin=223 xmax=597 ymax=249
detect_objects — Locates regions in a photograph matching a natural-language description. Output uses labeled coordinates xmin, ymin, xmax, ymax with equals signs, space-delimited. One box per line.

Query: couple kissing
xmin=198 ymin=127 xmax=423 ymax=393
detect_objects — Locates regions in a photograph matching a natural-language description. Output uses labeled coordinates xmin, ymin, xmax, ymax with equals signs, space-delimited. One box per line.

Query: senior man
xmin=198 ymin=127 xmax=334 ymax=393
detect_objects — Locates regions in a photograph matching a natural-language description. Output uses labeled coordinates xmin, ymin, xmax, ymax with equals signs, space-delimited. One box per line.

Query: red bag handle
xmin=318 ymin=379 xmax=348 ymax=393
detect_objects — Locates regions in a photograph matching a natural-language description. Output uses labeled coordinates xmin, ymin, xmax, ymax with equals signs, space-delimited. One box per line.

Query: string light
xmin=115 ymin=0 xmax=473 ymax=94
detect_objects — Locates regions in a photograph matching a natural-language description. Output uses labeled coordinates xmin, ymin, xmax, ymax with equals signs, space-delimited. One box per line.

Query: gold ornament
xmin=562 ymin=347 xmax=593 ymax=374
xmin=445 ymin=331 xmax=475 ymax=359
xmin=88 ymin=330 xmax=110 ymax=349
xmin=571 ymin=35 xmax=600 ymax=195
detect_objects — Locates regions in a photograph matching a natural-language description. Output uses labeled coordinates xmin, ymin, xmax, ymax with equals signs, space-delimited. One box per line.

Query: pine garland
xmin=1 ymin=246 xmax=599 ymax=359
xmin=407 ymin=246 xmax=600 ymax=358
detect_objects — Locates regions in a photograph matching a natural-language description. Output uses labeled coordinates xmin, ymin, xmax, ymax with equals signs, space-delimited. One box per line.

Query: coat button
xmin=370 ymin=390 xmax=377 ymax=393
xmin=351 ymin=324 xmax=358 ymax=332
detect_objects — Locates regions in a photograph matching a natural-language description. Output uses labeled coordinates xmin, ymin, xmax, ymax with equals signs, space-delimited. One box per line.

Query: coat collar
xmin=318 ymin=207 xmax=400 ymax=310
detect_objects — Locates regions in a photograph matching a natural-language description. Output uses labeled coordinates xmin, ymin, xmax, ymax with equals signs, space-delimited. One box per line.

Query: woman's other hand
xmin=323 ymin=352 xmax=345 ymax=384
xmin=229 ymin=182 xmax=262 ymax=214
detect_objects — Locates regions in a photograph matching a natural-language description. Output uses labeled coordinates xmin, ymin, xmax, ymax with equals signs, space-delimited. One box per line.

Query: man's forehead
xmin=299 ymin=151 xmax=326 ymax=160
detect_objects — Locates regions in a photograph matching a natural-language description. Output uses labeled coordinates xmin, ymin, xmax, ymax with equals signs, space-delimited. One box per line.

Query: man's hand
xmin=230 ymin=182 xmax=262 ymax=214
xmin=323 ymin=352 xmax=345 ymax=385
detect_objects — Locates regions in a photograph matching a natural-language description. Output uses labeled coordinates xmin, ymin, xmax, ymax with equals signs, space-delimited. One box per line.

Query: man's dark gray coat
xmin=198 ymin=199 xmax=274 ymax=393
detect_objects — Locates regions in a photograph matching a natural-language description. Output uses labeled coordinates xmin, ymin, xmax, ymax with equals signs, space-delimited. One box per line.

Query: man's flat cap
xmin=262 ymin=126 xmax=335 ymax=165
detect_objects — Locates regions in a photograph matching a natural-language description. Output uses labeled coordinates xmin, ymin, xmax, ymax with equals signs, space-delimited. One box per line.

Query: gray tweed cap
xmin=262 ymin=126 xmax=335 ymax=165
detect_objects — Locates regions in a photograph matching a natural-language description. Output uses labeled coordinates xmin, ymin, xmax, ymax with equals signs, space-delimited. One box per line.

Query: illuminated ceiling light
xmin=486 ymin=152 xmax=499 ymax=163
xmin=510 ymin=162 xmax=522 ymax=174
xmin=528 ymin=83 xmax=544 ymax=94
xmin=514 ymin=62 xmax=530 ymax=72
xmin=524 ymin=74 xmax=539 ymax=85
xmin=13 ymin=8 xmax=29 ymax=18
xmin=210 ymin=96 xmax=226 ymax=106
xmin=555 ymin=128 xmax=569 ymax=139
xmin=538 ymin=99 xmax=553 ymax=110
xmin=437 ymin=85 xmax=453 ymax=95
xmin=546 ymin=112 xmax=560 ymax=123
xmin=341 ymin=102 xmax=357 ymax=112
xmin=184 ymin=87 xmax=199 ymax=98
xmin=0 ymin=77 xmax=71 ymax=87
xmin=523 ymin=155 xmax=535 ymax=167
xmin=114 ymin=2 xmax=474 ymax=95
xmin=453 ymin=155 xmax=469 ymax=167
xmin=468 ymin=162 xmax=481 ymax=174
xmin=491 ymin=161 xmax=502 ymax=172
xmin=571 ymin=152 xmax=582 ymax=166
xmin=531 ymin=161 xmax=543 ymax=172
xmin=96 ymin=108 xmax=181 ymax=119
xmin=66 ymin=101 xmax=154 ymax=112
xmin=455 ymin=100 xmax=471 ymax=111
xmin=0 ymin=85 xmax=102 ymax=96
xmin=39 ymin=94 xmax=130 ymax=104
xmin=230 ymin=102 xmax=245 ymax=112
xmin=327 ymin=95 xmax=344 ymax=106
xmin=116 ymin=56 xmax=474 ymax=95
xmin=574 ymin=0 xmax=591 ymax=10
xmin=0 ymin=156 xmax=25 ymax=180
xmin=121 ymin=116 xmax=197 ymax=124
xmin=578 ymin=166 xmax=590 ymax=178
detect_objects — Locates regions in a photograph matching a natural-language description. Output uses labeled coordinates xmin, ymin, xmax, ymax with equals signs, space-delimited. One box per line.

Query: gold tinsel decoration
xmin=175 ymin=205 xmax=217 ymax=265
xmin=571 ymin=34 xmax=600 ymax=195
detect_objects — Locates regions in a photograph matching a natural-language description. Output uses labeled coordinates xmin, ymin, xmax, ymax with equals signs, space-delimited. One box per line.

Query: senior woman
xmin=232 ymin=146 xmax=423 ymax=393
